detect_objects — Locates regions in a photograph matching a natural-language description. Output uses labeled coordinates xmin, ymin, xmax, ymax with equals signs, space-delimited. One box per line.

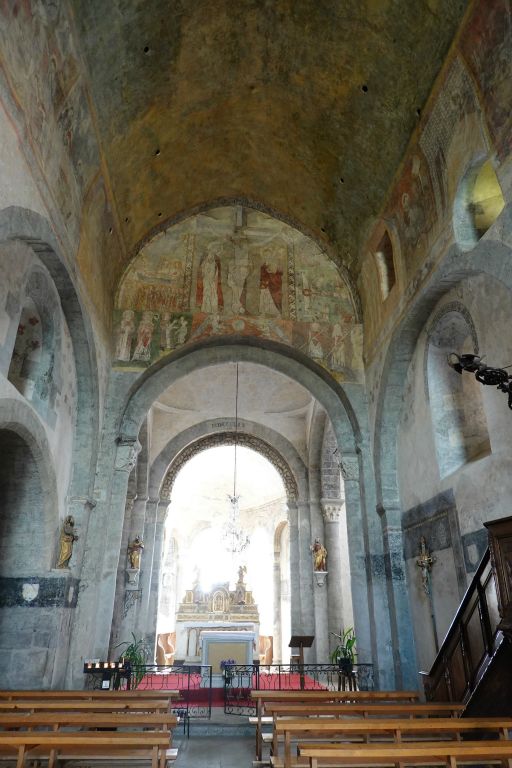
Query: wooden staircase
xmin=421 ymin=515 xmax=512 ymax=715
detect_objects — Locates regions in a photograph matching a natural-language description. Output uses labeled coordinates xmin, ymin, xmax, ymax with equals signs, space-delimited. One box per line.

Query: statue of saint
xmin=311 ymin=538 xmax=327 ymax=571
xmin=127 ymin=536 xmax=144 ymax=570
xmin=56 ymin=516 xmax=78 ymax=569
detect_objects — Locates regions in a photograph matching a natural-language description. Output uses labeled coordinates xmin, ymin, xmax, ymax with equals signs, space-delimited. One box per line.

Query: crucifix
xmin=416 ymin=535 xmax=439 ymax=653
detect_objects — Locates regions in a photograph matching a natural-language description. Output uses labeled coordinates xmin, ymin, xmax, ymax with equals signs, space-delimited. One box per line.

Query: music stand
xmin=289 ymin=635 xmax=314 ymax=689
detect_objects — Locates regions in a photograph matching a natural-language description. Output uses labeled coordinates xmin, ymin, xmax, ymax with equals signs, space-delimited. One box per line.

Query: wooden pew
xmin=251 ymin=690 xmax=420 ymax=760
xmin=0 ymin=711 xmax=178 ymax=732
xmin=0 ymin=690 xmax=179 ymax=699
xmin=0 ymin=729 xmax=173 ymax=768
xmin=272 ymin=717 xmax=512 ymax=768
xmin=0 ymin=699 xmax=170 ymax=713
xmin=266 ymin=703 xmax=465 ymax=760
xmin=298 ymin=740 xmax=512 ymax=768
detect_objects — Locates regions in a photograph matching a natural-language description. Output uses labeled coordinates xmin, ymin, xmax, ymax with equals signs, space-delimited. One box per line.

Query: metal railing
xmin=130 ymin=664 xmax=213 ymax=719
xmin=223 ymin=662 xmax=374 ymax=715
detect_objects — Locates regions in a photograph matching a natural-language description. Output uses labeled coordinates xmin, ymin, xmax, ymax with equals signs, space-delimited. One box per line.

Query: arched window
xmin=427 ymin=309 xmax=490 ymax=478
xmin=453 ymin=159 xmax=505 ymax=250
xmin=374 ymin=230 xmax=396 ymax=300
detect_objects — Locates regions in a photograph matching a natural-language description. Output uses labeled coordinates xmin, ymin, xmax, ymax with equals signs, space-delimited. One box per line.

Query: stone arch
xmin=274 ymin=520 xmax=289 ymax=555
xmin=149 ymin=418 xmax=306 ymax=504
xmin=374 ymin=233 xmax=512 ymax=513
xmin=0 ymin=206 xmax=99 ymax=500
xmin=126 ymin=197 xmax=362 ymax=322
xmin=110 ymin=338 xmax=386 ymax=681
xmin=119 ymin=338 xmax=363 ymax=452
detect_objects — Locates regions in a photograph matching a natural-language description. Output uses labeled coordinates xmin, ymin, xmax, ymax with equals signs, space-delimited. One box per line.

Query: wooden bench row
xmin=250 ymin=689 xmax=422 ymax=761
xmin=0 ymin=692 xmax=181 ymax=767
xmin=270 ymin=717 xmax=512 ymax=768
xmin=298 ymin=741 xmax=512 ymax=768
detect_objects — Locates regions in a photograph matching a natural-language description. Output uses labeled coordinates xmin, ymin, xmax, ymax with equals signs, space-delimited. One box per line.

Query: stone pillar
xmin=134 ymin=497 xmax=159 ymax=645
xmin=321 ymin=499 xmax=345 ymax=652
xmin=287 ymin=500 xmax=302 ymax=639
xmin=273 ymin=550 xmax=282 ymax=663
xmin=142 ymin=501 xmax=168 ymax=659
xmin=297 ymin=500 xmax=315 ymax=661
xmin=380 ymin=505 xmax=418 ymax=690
xmin=64 ymin=436 xmax=141 ymax=687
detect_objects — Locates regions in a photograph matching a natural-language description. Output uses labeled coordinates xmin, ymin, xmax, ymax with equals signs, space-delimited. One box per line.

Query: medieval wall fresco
xmin=114 ymin=206 xmax=363 ymax=382
xmin=0 ymin=1 xmax=121 ymax=334
xmin=361 ymin=0 xmax=507 ymax=362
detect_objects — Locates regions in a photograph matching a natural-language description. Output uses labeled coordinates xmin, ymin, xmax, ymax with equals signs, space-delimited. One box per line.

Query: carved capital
xmin=114 ymin=437 xmax=141 ymax=472
xmin=339 ymin=456 xmax=359 ymax=481
xmin=321 ymin=499 xmax=344 ymax=522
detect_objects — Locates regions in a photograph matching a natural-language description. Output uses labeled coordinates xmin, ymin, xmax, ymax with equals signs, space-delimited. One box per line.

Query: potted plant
xmin=116 ymin=633 xmax=150 ymax=689
xmin=330 ymin=627 xmax=357 ymax=675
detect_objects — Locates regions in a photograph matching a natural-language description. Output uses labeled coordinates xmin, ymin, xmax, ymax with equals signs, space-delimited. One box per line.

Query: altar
xmin=174 ymin=566 xmax=260 ymax=674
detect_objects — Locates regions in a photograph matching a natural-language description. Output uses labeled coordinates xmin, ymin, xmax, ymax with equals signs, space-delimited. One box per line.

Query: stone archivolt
xmin=160 ymin=431 xmax=298 ymax=502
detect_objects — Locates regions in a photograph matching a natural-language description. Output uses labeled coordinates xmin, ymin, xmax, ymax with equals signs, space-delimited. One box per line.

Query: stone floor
xmin=173 ymin=735 xmax=254 ymax=767
xmin=171 ymin=709 xmax=256 ymax=766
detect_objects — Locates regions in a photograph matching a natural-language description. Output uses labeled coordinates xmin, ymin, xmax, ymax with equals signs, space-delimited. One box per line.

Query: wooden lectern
xmin=289 ymin=635 xmax=314 ymax=690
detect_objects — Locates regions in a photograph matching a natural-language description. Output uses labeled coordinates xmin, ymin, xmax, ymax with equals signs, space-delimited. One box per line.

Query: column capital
xmin=114 ymin=436 xmax=141 ymax=472
xmin=321 ymin=498 xmax=345 ymax=522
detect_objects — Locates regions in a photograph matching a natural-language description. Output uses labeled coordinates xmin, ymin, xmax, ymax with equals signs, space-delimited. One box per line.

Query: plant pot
xmin=338 ymin=658 xmax=353 ymax=675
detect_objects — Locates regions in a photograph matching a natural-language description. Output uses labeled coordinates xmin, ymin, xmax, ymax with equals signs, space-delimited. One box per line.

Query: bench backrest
xmin=251 ymin=690 xmax=419 ymax=702
xmin=275 ymin=716 xmax=512 ymax=734
xmin=0 ymin=712 xmax=178 ymax=727
xmin=0 ymin=700 xmax=169 ymax=711
xmin=267 ymin=702 xmax=464 ymax=717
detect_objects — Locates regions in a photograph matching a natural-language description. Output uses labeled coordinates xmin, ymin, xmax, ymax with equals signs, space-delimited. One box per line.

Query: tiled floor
xmin=174 ymin=735 xmax=254 ymax=767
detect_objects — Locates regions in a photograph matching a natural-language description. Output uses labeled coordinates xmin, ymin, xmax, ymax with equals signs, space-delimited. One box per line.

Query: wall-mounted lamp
xmin=448 ymin=352 xmax=512 ymax=409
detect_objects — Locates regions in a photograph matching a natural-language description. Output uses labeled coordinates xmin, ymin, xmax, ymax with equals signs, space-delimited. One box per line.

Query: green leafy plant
xmin=116 ymin=633 xmax=150 ymax=689
xmin=330 ymin=627 xmax=357 ymax=670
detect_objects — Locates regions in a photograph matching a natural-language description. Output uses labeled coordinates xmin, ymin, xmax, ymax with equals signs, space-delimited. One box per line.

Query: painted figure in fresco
xmin=160 ymin=313 xmax=179 ymax=350
xmin=330 ymin=320 xmax=354 ymax=370
xmin=132 ymin=311 xmax=155 ymax=362
xmin=115 ymin=309 xmax=136 ymax=361
xmin=259 ymin=253 xmax=282 ymax=316
xmin=177 ymin=316 xmax=189 ymax=346
xmin=308 ymin=322 xmax=324 ymax=360
xmin=127 ymin=536 xmax=144 ymax=570
xmin=311 ymin=538 xmax=327 ymax=571
xmin=200 ymin=244 xmax=221 ymax=313
xmin=227 ymin=255 xmax=249 ymax=314
xmin=56 ymin=515 xmax=78 ymax=569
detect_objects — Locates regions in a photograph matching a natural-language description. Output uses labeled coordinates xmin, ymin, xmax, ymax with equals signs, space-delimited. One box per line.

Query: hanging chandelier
xmin=222 ymin=363 xmax=250 ymax=555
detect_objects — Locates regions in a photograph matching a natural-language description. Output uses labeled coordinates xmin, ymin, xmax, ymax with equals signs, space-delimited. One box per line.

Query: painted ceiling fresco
xmin=115 ymin=206 xmax=362 ymax=381
xmin=72 ymin=0 xmax=468 ymax=281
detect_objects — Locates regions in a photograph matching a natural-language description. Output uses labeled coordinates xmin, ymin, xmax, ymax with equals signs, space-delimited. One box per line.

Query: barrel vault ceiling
xmin=70 ymin=0 xmax=469 ymax=280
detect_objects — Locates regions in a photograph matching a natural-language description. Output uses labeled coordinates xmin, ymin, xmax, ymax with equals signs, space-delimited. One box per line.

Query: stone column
xmin=142 ymin=501 xmax=168 ymax=659
xmin=287 ymin=500 xmax=302 ymax=638
xmin=321 ymin=499 xmax=345 ymax=651
xmin=65 ymin=436 xmax=141 ymax=687
xmin=273 ymin=550 xmax=282 ymax=663
xmin=380 ymin=505 xmax=418 ymax=690
xmin=134 ymin=497 xmax=159 ymax=644
xmin=297 ymin=499 xmax=315 ymax=661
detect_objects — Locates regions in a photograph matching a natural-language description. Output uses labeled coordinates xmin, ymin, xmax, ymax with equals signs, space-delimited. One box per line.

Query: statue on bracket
xmin=311 ymin=538 xmax=327 ymax=572
xmin=127 ymin=535 xmax=144 ymax=570
xmin=56 ymin=515 xmax=78 ymax=569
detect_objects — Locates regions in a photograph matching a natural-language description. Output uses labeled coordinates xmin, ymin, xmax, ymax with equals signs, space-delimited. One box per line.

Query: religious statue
xmin=56 ymin=515 xmax=78 ymax=569
xmin=127 ymin=536 xmax=144 ymax=570
xmin=311 ymin=538 xmax=327 ymax=571
xmin=416 ymin=536 xmax=436 ymax=596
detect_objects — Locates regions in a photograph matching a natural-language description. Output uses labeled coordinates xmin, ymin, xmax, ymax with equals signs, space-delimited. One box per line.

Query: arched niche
xmin=7 ymin=269 xmax=61 ymax=423
xmin=426 ymin=306 xmax=490 ymax=478
xmin=0 ymin=428 xmax=50 ymax=575
xmin=453 ymin=159 xmax=505 ymax=251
